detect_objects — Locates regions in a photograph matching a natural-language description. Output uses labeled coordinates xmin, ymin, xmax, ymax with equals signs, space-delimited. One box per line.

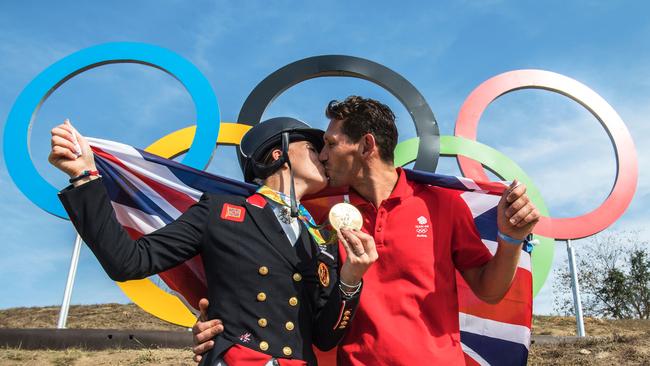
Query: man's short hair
xmin=325 ymin=96 xmax=398 ymax=163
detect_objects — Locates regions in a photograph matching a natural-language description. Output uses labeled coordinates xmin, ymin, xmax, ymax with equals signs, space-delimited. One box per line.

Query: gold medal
xmin=318 ymin=262 xmax=330 ymax=287
xmin=328 ymin=203 xmax=363 ymax=231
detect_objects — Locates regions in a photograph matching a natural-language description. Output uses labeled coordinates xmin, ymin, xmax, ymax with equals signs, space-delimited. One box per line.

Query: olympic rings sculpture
xmin=454 ymin=70 xmax=638 ymax=240
xmin=3 ymin=42 xmax=638 ymax=326
xmin=3 ymin=42 xmax=221 ymax=219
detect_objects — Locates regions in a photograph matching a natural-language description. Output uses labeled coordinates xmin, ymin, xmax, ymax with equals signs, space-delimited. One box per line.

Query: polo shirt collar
xmin=348 ymin=167 xmax=413 ymax=208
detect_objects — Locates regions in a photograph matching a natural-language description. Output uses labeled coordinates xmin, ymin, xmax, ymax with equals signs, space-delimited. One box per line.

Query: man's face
xmin=319 ymin=119 xmax=361 ymax=187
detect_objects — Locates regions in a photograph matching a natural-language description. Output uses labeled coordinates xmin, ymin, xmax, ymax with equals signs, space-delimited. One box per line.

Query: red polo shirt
xmin=337 ymin=168 xmax=492 ymax=366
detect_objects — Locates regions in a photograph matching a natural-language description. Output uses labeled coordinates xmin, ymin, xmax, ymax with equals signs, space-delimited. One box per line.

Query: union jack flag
xmin=239 ymin=332 xmax=252 ymax=343
xmin=87 ymin=137 xmax=532 ymax=365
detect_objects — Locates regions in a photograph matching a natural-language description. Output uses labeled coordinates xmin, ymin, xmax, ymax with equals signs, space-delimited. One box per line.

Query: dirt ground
xmin=0 ymin=348 xmax=193 ymax=366
xmin=2 ymin=304 xmax=650 ymax=365
xmin=529 ymin=315 xmax=650 ymax=365
xmin=0 ymin=304 xmax=182 ymax=331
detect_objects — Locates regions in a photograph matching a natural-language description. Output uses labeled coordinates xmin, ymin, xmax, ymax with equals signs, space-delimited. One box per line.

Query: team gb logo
xmin=415 ymin=216 xmax=429 ymax=238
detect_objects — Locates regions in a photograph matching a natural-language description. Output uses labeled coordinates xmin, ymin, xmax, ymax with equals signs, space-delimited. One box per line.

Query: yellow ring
xmin=116 ymin=122 xmax=251 ymax=327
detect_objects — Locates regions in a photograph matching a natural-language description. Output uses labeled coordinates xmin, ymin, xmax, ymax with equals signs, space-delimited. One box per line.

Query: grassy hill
xmin=2 ymin=304 xmax=650 ymax=365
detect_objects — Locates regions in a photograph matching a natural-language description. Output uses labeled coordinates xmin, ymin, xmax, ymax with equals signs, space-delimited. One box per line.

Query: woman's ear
xmin=271 ymin=148 xmax=283 ymax=161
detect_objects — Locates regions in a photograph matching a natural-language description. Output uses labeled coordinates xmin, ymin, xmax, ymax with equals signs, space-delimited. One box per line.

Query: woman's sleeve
xmin=58 ymin=178 xmax=210 ymax=281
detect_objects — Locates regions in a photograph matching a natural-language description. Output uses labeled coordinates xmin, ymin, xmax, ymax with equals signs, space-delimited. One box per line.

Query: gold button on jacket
xmin=257 ymin=292 xmax=267 ymax=302
xmin=289 ymin=297 xmax=298 ymax=306
xmin=258 ymin=318 xmax=268 ymax=327
xmin=285 ymin=321 xmax=295 ymax=331
xmin=259 ymin=341 xmax=269 ymax=351
xmin=258 ymin=266 xmax=269 ymax=275
xmin=283 ymin=346 xmax=293 ymax=356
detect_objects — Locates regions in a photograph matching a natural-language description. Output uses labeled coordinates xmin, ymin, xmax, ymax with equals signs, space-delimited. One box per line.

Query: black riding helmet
xmin=238 ymin=117 xmax=325 ymax=216
xmin=238 ymin=117 xmax=324 ymax=183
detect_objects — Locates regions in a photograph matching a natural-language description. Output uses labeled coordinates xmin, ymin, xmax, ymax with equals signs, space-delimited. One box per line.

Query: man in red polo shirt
xmin=319 ymin=96 xmax=538 ymax=365
xmin=193 ymin=96 xmax=539 ymax=365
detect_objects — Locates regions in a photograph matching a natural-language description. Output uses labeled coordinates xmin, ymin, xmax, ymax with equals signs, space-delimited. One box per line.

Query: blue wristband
xmin=497 ymin=231 xmax=524 ymax=245
xmin=497 ymin=231 xmax=535 ymax=253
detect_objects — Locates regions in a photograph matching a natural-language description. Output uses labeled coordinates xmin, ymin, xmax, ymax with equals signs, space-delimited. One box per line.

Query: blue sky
xmin=1 ymin=1 xmax=648 ymax=316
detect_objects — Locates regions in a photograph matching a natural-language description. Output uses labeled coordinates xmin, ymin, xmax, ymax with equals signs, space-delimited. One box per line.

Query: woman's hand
xmin=338 ymin=228 xmax=379 ymax=286
xmin=48 ymin=119 xmax=97 ymax=181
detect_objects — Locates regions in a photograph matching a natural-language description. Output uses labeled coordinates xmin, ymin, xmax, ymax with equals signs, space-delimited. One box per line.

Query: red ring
xmin=454 ymin=69 xmax=638 ymax=240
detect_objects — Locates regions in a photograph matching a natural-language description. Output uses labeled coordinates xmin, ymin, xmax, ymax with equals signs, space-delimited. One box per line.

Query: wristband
xmin=339 ymin=279 xmax=362 ymax=298
xmin=498 ymin=231 xmax=536 ymax=254
xmin=339 ymin=279 xmax=362 ymax=289
xmin=497 ymin=231 xmax=524 ymax=245
xmin=69 ymin=170 xmax=100 ymax=183
xmin=339 ymin=286 xmax=361 ymax=298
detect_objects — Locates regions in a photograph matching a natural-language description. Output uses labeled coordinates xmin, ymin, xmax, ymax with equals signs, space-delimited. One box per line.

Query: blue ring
xmin=3 ymin=42 xmax=220 ymax=218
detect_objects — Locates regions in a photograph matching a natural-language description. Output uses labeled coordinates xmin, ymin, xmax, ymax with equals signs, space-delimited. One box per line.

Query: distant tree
xmin=627 ymin=249 xmax=650 ymax=319
xmin=553 ymin=230 xmax=650 ymax=319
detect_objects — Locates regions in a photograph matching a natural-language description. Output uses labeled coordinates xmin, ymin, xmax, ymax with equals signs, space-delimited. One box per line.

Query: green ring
xmin=394 ymin=136 xmax=554 ymax=297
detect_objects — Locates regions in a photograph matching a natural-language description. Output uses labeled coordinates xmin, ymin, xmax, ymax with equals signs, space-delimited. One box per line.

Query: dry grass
xmin=529 ymin=316 xmax=650 ymax=365
xmin=528 ymin=332 xmax=650 ymax=365
xmin=533 ymin=315 xmax=650 ymax=337
xmin=0 ymin=348 xmax=193 ymax=366
xmin=2 ymin=305 xmax=650 ymax=364
xmin=0 ymin=304 xmax=184 ymax=331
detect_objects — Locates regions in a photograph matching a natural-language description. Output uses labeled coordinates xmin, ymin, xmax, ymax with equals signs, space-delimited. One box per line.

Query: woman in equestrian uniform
xmin=49 ymin=117 xmax=378 ymax=366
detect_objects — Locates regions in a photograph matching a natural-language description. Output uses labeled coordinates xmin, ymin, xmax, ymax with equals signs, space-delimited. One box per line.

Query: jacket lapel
xmin=244 ymin=199 xmax=300 ymax=268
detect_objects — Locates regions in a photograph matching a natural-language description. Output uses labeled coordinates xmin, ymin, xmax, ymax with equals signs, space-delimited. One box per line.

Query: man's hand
xmin=48 ymin=119 xmax=97 ymax=181
xmin=192 ymin=298 xmax=223 ymax=363
xmin=497 ymin=180 xmax=540 ymax=241
xmin=338 ymin=229 xmax=379 ymax=285
xmin=461 ymin=180 xmax=540 ymax=304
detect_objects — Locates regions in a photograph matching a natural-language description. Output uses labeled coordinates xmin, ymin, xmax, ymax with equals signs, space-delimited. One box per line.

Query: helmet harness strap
xmin=282 ymin=132 xmax=299 ymax=217
xmin=247 ymin=130 xmax=300 ymax=217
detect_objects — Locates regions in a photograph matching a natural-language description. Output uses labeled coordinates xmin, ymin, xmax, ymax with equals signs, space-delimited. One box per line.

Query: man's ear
xmin=359 ymin=133 xmax=377 ymax=159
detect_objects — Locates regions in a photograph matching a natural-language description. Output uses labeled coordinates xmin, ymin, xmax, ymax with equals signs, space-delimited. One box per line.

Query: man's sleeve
xmin=450 ymin=192 xmax=493 ymax=272
xmin=311 ymin=243 xmax=361 ymax=351
xmin=58 ymin=178 xmax=209 ymax=282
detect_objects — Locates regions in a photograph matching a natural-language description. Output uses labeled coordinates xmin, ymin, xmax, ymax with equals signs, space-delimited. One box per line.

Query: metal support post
xmin=57 ymin=234 xmax=83 ymax=329
xmin=566 ymin=239 xmax=586 ymax=337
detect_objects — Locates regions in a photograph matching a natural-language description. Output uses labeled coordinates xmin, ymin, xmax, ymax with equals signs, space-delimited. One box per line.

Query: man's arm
xmin=191 ymin=299 xmax=224 ymax=364
xmin=461 ymin=180 xmax=539 ymax=304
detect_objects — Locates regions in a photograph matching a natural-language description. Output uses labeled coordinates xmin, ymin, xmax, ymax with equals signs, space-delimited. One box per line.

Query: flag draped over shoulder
xmin=87 ymin=137 xmax=532 ymax=366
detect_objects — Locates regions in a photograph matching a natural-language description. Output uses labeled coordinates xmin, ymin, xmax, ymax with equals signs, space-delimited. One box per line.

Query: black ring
xmin=237 ymin=55 xmax=440 ymax=172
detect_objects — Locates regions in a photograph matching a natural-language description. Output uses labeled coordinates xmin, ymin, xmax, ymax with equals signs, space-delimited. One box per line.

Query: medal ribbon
xmin=256 ymin=185 xmax=326 ymax=245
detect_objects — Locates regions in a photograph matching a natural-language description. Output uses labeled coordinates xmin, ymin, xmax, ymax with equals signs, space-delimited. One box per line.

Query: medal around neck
xmin=279 ymin=206 xmax=295 ymax=224
xmin=328 ymin=203 xmax=363 ymax=231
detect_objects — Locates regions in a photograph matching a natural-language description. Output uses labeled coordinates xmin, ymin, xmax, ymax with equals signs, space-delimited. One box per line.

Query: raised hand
xmin=338 ymin=228 xmax=379 ymax=285
xmin=497 ymin=180 xmax=540 ymax=241
xmin=48 ymin=119 xmax=96 ymax=178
